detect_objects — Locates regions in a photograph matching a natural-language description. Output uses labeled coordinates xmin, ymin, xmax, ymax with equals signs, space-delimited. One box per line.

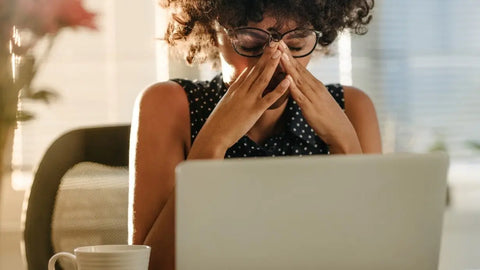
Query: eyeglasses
xmin=224 ymin=27 xmax=322 ymax=58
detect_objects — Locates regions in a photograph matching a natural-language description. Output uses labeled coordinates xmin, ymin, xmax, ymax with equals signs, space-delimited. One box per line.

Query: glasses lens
xmin=232 ymin=28 xmax=270 ymax=57
xmin=283 ymin=29 xmax=317 ymax=57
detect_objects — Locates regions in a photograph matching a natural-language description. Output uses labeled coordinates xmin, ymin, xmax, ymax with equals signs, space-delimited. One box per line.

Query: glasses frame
xmin=224 ymin=26 xmax=323 ymax=58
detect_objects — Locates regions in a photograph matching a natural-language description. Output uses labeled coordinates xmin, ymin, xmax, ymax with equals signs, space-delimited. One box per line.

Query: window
xmin=350 ymin=0 xmax=480 ymax=208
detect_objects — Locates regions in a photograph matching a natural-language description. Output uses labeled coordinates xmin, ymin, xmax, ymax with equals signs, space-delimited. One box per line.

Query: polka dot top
xmin=171 ymin=73 xmax=345 ymax=158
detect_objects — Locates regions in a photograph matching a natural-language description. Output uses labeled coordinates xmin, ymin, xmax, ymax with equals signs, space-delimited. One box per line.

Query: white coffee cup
xmin=48 ymin=244 xmax=151 ymax=270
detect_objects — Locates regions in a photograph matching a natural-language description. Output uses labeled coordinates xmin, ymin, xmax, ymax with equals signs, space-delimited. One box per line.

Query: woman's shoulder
xmin=341 ymin=85 xmax=378 ymax=132
xmin=132 ymin=81 xmax=192 ymax=150
xmin=341 ymin=85 xmax=375 ymax=110
xmin=323 ymin=83 xmax=374 ymax=108
xmin=134 ymin=74 xmax=222 ymax=121
xmin=322 ymin=83 xmax=376 ymax=120
xmin=170 ymin=74 xmax=224 ymax=100
xmin=341 ymin=85 xmax=382 ymax=153
xmin=134 ymin=81 xmax=191 ymax=137
xmin=136 ymin=81 xmax=189 ymax=113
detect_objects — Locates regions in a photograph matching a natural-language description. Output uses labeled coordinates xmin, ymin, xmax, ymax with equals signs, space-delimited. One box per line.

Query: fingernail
xmin=282 ymin=53 xmax=289 ymax=61
xmin=281 ymin=40 xmax=288 ymax=49
xmin=269 ymin=41 xmax=277 ymax=48
xmin=272 ymin=50 xmax=281 ymax=59
xmin=281 ymin=78 xmax=290 ymax=87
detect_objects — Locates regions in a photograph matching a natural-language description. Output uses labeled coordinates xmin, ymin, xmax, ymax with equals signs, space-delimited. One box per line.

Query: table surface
xmin=1 ymin=209 xmax=479 ymax=270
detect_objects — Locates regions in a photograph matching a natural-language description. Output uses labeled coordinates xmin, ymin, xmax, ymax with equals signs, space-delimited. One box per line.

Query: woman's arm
xmin=130 ymin=81 xmax=190 ymax=270
xmin=343 ymin=86 xmax=382 ymax=154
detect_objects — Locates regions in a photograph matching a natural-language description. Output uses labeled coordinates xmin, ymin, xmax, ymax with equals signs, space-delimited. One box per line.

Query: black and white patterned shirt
xmin=171 ymin=73 xmax=345 ymax=158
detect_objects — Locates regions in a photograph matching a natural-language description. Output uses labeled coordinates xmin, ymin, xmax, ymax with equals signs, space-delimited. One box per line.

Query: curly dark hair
xmin=160 ymin=0 xmax=374 ymax=65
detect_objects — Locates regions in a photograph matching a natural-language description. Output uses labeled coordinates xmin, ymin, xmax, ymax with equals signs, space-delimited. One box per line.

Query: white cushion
xmin=51 ymin=162 xmax=129 ymax=260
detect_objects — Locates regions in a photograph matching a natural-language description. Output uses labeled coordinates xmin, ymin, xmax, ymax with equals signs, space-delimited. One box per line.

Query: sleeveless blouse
xmin=171 ymin=73 xmax=345 ymax=158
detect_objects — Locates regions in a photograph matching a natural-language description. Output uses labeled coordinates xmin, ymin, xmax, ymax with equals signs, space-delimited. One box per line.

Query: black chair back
xmin=23 ymin=125 xmax=130 ymax=270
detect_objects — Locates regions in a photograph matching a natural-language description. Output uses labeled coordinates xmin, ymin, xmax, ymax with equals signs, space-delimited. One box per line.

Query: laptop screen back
xmin=176 ymin=153 xmax=448 ymax=270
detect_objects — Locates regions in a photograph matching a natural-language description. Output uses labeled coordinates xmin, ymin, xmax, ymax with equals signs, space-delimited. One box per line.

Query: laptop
xmin=175 ymin=153 xmax=449 ymax=270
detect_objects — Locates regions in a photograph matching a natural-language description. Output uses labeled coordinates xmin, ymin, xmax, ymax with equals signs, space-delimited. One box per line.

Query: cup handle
xmin=48 ymin=252 xmax=77 ymax=270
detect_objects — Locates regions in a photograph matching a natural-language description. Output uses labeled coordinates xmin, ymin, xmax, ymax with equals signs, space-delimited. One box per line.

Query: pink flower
xmin=16 ymin=0 xmax=97 ymax=36
xmin=56 ymin=0 xmax=97 ymax=29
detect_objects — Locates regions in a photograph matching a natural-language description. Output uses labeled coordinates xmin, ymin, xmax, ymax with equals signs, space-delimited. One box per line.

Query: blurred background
xmin=1 ymin=0 xmax=479 ymax=269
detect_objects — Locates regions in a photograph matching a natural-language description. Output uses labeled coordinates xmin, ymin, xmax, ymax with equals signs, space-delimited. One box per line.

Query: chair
xmin=22 ymin=125 xmax=131 ymax=270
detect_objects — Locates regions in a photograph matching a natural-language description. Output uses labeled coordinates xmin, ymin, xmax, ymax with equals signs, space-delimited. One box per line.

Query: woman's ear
xmin=213 ymin=20 xmax=223 ymax=32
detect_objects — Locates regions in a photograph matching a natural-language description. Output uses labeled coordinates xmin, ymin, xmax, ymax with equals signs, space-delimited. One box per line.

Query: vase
xmin=0 ymin=27 xmax=22 ymax=195
xmin=0 ymin=65 xmax=18 ymax=218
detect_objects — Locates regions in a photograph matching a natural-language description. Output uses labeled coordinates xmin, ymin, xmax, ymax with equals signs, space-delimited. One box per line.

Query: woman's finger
xmin=229 ymin=66 xmax=251 ymax=89
xmin=278 ymin=42 xmax=301 ymax=79
xmin=279 ymin=41 xmax=320 ymax=98
xmin=278 ymin=41 xmax=313 ymax=78
xmin=240 ymin=42 xmax=281 ymax=91
xmin=279 ymin=47 xmax=316 ymax=98
xmin=261 ymin=75 xmax=291 ymax=108
xmin=249 ymin=49 xmax=283 ymax=95
xmin=287 ymin=75 xmax=312 ymax=106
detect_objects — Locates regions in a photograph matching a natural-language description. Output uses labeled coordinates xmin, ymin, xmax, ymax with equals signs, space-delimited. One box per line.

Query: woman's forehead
xmin=245 ymin=15 xmax=302 ymax=32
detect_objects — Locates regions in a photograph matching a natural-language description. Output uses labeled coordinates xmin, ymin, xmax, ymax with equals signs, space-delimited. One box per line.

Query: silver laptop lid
xmin=176 ymin=153 xmax=449 ymax=270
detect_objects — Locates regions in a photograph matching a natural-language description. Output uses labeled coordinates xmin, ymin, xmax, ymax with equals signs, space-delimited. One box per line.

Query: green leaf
xmin=466 ymin=141 xmax=480 ymax=151
xmin=428 ymin=140 xmax=448 ymax=153
xmin=25 ymin=89 xmax=59 ymax=104
xmin=16 ymin=110 xmax=35 ymax=122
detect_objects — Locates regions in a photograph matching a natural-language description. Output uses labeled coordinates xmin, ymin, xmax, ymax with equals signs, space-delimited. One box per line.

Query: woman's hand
xmin=188 ymin=43 xmax=291 ymax=159
xmin=278 ymin=41 xmax=362 ymax=154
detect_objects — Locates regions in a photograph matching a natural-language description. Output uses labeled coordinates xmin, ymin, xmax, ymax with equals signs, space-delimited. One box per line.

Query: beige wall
xmin=0 ymin=173 xmax=26 ymax=269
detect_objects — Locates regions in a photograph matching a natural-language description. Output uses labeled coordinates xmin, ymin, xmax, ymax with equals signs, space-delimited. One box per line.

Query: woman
xmin=130 ymin=0 xmax=381 ymax=269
